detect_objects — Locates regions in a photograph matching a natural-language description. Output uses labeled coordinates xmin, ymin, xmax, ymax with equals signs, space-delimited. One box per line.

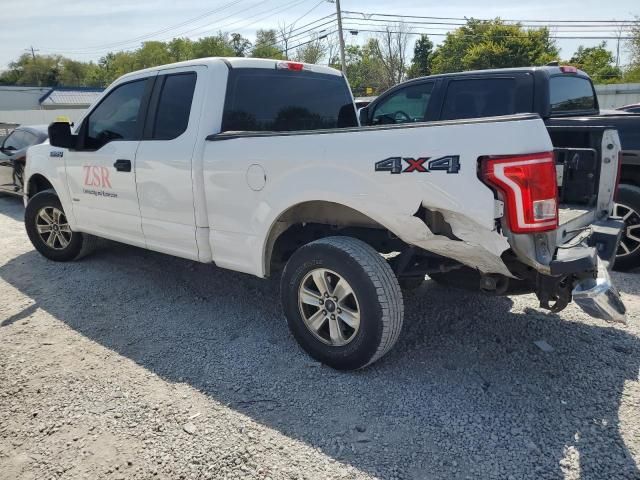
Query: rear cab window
xmin=440 ymin=77 xmax=531 ymax=120
xmin=222 ymin=68 xmax=357 ymax=132
xmin=549 ymin=76 xmax=597 ymax=114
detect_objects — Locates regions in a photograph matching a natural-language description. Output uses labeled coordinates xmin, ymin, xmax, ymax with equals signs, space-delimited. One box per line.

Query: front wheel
xmin=280 ymin=236 xmax=404 ymax=370
xmin=25 ymin=189 xmax=94 ymax=261
xmin=613 ymin=184 xmax=640 ymax=271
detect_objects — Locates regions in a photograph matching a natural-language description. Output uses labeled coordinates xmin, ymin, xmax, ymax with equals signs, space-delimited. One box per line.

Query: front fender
xmin=25 ymin=144 xmax=77 ymax=227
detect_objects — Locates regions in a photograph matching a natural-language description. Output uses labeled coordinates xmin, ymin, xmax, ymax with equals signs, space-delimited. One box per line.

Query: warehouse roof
xmin=39 ymin=87 xmax=103 ymax=107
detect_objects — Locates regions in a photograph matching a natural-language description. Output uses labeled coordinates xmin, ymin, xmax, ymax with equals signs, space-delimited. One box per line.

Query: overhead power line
xmin=40 ymin=0 xmax=248 ymax=53
xmin=341 ymin=25 xmax=634 ymax=40
xmin=342 ymin=10 xmax=638 ymax=25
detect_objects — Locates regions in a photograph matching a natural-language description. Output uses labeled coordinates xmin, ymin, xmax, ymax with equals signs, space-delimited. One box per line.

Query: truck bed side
xmin=199 ymin=114 xmax=552 ymax=277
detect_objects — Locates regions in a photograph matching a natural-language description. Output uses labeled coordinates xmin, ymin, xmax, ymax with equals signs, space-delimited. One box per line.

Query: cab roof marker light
xmin=560 ymin=65 xmax=578 ymax=74
xmin=276 ymin=61 xmax=305 ymax=71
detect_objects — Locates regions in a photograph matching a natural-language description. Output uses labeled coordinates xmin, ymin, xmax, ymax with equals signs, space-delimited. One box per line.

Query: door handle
xmin=114 ymin=159 xmax=131 ymax=172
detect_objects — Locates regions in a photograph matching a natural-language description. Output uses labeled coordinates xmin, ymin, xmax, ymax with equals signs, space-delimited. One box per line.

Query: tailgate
xmin=546 ymin=125 xmax=621 ymax=245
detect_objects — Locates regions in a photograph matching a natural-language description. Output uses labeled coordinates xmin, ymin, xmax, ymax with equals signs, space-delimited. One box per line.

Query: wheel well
xmin=264 ymin=201 xmax=403 ymax=276
xmin=27 ymin=174 xmax=54 ymax=198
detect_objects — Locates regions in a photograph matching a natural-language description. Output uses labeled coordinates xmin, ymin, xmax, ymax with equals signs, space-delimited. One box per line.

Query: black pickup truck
xmin=359 ymin=65 xmax=640 ymax=270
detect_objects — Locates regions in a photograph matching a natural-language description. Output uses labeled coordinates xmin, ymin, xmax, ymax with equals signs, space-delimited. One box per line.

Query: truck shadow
xmin=0 ymin=193 xmax=24 ymax=221
xmin=0 ymin=241 xmax=638 ymax=479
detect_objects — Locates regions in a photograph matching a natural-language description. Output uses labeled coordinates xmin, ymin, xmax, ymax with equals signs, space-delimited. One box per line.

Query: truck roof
xmin=116 ymin=57 xmax=343 ymax=83
xmin=400 ymin=65 xmax=591 ymax=85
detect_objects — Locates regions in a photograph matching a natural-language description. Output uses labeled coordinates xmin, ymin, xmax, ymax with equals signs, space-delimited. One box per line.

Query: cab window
xmin=441 ymin=78 xmax=518 ymax=120
xmin=371 ymin=83 xmax=433 ymax=125
xmin=85 ymin=79 xmax=148 ymax=149
xmin=151 ymin=72 xmax=197 ymax=140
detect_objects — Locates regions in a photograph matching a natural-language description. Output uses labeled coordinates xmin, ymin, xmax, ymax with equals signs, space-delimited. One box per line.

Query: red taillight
xmin=276 ymin=61 xmax=304 ymax=71
xmin=560 ymin=65 xmax=578 ymax=73
xmin=614 ymin=151 xmax=623 ymax=201
xmin=481 ymin=152 xmax=558 ymax=233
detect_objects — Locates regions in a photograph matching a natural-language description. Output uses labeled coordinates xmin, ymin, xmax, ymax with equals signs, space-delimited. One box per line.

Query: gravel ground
xmin=0 ymin=193 xmax=639 ymax=480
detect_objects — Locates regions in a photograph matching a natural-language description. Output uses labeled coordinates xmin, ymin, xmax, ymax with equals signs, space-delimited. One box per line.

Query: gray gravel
xmin=0 ymin=193 xmax=639 ymax=480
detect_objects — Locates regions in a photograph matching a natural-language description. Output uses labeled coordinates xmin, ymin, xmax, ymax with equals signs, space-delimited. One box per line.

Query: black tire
xmin=613 ymin=184 xmax=640 ymax=271
xmin=280 ymin=236 xmax=403 ymax=370
xmin=25 ymin=189 xmax=94 ymax=262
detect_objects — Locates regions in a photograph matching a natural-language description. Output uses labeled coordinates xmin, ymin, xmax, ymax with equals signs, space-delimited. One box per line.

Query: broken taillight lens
xmin=481 ymin=152 xmax=558 ymax=233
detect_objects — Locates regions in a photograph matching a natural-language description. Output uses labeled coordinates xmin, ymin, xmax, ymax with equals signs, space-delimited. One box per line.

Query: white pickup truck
xmin=24 ymin=57 xmax=626 ymax=370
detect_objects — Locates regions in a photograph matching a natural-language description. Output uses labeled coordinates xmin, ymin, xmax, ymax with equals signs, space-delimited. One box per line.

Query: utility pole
xmin=331 ymin=0 xmax=347 ymax=76
xmin=27 ymin=45 xmax=39 ymax=61
xmin=25 ymin=46 xmax=41 ymax=86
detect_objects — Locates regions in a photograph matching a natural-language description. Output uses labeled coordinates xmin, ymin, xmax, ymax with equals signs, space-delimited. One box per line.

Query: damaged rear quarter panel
xmin=203 ymin=115 xmax=553 ymax=277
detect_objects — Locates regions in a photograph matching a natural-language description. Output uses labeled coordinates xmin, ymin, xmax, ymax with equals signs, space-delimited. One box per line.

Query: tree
xmin=407 ymin=34 xmax=433 ymax=78
xmin=278 ymin=22 xmax=295 ymax=59
xmin=372 ymin=23 xmax=412 ymax=89
xmin=251 ymin=29 xmax=283 ymax=59
xmin=343 ymin=40 xmax=385 ymax=97
xmin=167 ymin=38 xmax=194 ymax=62
xmin=431 ymin=19 xmax=558 ymax=74
xmin=230 ymin=33 xmax=251 ymax=57
xmin=192 ymin=34 xmax=235 ymax=58
xmin=569 ymin=42 xmax=621 ymax=83
xmin=294 ymin=36 xmax=327 ymax=64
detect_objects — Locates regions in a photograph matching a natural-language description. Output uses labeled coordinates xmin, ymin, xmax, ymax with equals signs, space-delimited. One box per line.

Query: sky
xmin=0 ymin=0 xmax=637 ymax=70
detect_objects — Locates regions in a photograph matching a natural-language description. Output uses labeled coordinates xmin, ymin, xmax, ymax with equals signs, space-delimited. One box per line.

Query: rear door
xmin=134 ymin=66 xmax=204 ymax=260
xmin=64 ymin=73 xmax=155 ymax=246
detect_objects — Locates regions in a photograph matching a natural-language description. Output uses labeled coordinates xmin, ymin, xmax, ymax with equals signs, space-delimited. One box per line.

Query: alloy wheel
xmin=298 ymin=268 xmax=361 ymax=346
xmin=36 ymin=206 xmax=72 ymax=250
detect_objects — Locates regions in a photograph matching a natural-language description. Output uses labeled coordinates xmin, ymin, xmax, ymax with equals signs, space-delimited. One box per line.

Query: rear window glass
xmin=222 ymin=69 xmax=357 ymax=132
xmin=550 ymin=76 xmax=596 ymax=113
xmin=441 ymin=78 xmax=519 ymax=120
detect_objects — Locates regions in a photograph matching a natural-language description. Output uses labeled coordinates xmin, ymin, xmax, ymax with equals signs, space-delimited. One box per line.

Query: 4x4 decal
xmin=375 ymin=155 xmax=460 ymax=174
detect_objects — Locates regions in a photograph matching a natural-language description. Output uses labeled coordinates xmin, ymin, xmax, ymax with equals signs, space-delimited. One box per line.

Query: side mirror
xmin=48 ymin=122 xmax=78 ymax=149
xmin=358 ymin=106 xmax=369 ymax=126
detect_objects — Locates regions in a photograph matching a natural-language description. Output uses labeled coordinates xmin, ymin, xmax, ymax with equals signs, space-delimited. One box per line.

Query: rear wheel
xmin=613 ymin=184 xmax=640 ymax=271
xmin=281 ymin=236 xmax=403 ymax=370
xmin=25 ymin=189 xmax=94 ymax=261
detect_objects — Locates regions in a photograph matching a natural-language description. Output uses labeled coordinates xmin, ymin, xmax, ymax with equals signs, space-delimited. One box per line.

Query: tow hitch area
xmin=573 ymin=260 xmax=627 ymax=323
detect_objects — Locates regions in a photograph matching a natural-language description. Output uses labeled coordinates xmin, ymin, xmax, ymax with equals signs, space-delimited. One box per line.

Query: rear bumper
xmin=548 ymin=218 xmax=626 ymax=323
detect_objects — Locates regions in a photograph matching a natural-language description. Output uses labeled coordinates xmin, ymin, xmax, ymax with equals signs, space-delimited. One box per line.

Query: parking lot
xmin=0 ymin=193 xmax=639 ymax=479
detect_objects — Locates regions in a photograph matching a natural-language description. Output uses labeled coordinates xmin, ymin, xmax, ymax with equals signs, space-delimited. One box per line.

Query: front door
xmin=64 ymin=74 xmax=155 ymax=247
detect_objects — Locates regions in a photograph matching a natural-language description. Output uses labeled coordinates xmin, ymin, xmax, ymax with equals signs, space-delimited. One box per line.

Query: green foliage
xmin=430 ymin=19 xmax=559 ymax=74
xmin=407 ymin=34 xmax=433 ymax=78
xmin=343 ymin=40 xmax=385 ymax=97
xmin=0 ymin=32 xmax=254 ymax=87
xmin=294 ymin=39 xmax=326 ymax=64
xmin=251 ymin=29 xmax=283 ymax=59
xmin=568 ymin=42 xmax=621 ymax=83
